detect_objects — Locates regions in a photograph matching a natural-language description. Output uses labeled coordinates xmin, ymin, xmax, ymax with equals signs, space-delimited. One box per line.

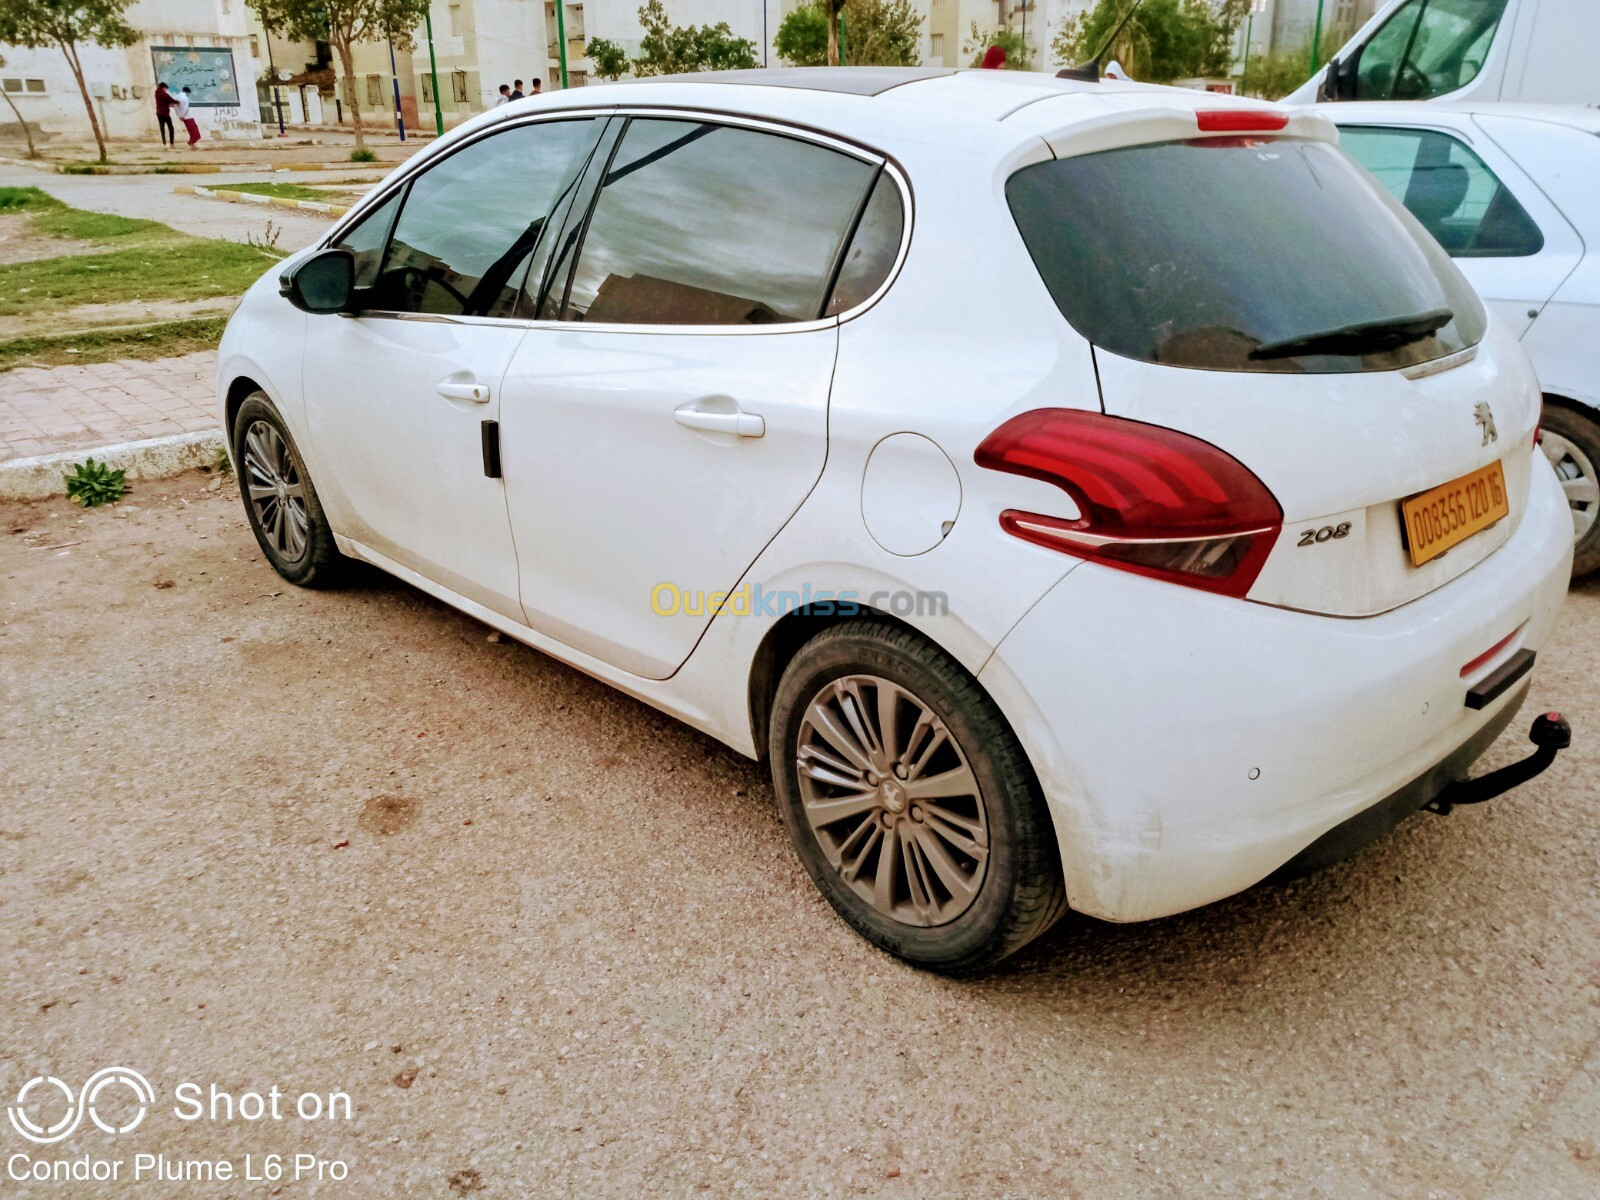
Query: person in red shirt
xmin=154 ymin=81 xmax=175 ymax=147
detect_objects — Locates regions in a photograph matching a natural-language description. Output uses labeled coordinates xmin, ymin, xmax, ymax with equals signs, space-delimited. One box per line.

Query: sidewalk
xmin=0 ymin=353 xmax=217 ymax=463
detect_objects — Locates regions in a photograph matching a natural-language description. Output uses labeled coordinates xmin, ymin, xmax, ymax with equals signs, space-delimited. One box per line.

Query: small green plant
xmin=211 ymin=446 xmax=234 ymax=476
xmin=63 ymin=457 xmax=128 ymax=507
xmin=349 ymin=147 xmax=377 ymax=163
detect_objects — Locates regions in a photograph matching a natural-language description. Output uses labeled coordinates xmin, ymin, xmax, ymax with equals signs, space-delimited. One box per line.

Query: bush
xmin=349 ymin=147 xmax=377 ymax=163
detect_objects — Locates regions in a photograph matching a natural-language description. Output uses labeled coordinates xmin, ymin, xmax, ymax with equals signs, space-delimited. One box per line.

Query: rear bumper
xmin=979 ymin=456 xmax=1573 ymax=923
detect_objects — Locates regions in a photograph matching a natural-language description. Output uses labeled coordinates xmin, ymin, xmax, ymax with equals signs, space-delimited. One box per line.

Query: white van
xmin=1288 ymin=0 xmax=1600 ymax=108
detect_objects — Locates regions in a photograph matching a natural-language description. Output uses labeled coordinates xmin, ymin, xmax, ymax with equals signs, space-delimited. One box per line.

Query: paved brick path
xmin=0 ymin=352 xmax=218 ymax=462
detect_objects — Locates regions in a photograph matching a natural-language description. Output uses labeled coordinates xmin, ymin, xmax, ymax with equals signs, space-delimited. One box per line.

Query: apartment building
xmin=0 ymin=0 xmax=263 ymax=146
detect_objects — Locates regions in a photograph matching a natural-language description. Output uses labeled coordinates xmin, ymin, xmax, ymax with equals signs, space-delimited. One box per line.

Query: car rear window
xmin=1006 ymin=137 xmax=1487 ymax=374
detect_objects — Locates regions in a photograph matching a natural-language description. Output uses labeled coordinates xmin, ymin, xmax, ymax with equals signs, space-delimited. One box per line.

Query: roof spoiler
xmin=1056 ymin=0 xmax=1145 ymax=83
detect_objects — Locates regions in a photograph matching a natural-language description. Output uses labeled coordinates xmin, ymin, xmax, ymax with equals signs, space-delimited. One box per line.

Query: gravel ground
xmin=2 ymin=479 xmax=1597 ymax=1200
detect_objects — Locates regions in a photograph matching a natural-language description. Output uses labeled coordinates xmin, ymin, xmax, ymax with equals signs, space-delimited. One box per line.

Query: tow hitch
xmin=1424 ymin=712 xmax=1572 ymax=817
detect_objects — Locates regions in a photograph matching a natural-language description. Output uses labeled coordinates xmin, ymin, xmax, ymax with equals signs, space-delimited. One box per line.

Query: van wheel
xmin=1541 ymin=402 xmax=1600 ymax=577
xmin=232 ymin=392 xmax=345 ymax=588
xmin=768 ymin=620 xmax=1068 ymax=974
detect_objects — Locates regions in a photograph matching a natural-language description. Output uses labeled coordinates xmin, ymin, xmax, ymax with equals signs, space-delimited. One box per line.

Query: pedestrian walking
xmin=154 ymin=81 xmax=176 ymax=146
xmin=509 ymin=80 xmax=525 ymax=101
xmin=175 ymin=86 xmax=201 ymax=148
xmin=495 ymin=84 xmax=511 ymax=106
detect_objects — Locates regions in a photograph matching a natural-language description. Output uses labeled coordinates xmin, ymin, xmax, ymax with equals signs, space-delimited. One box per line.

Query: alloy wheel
xmin=1542 ymin=429 xmax=1600 ymax=542
xmin=242 ymin=419 xmax=310 ymax=562
xmin=795 ymin=674 xmax=990 ymax=927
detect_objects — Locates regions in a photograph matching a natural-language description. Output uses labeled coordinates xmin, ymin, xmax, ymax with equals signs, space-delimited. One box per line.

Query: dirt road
xmin=3 ymin=481 xmax=1597 ymax=1199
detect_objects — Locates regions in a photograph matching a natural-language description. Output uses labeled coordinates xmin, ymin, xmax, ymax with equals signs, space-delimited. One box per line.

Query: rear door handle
xmin=437 ymin=379 xmax=491 ymax=403
xmin=673 ymin=407 xmax=764 ymax=438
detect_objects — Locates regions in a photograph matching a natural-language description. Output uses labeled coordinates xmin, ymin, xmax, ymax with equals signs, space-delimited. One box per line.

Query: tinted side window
xmin=560 ymin=119 xmax=877 ymax=325
xmin=333 ymin=191 xmax=400 ymax=289
xmin=1355 ymin=0 xmax=1509 ymax=100
xmin=825 ymin=171 xmax=905 ymax=317
xmin=1340 ymin=126 xmax=1543 ymax=257
xmin=374 ymin=118 xmax=602 ymax=317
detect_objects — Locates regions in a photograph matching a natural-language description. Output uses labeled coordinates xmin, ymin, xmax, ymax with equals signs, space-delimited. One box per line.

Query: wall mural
xmin=150 ymin=46 xmax=241 ymax=107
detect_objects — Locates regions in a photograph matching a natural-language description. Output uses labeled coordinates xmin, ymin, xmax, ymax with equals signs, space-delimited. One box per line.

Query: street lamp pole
xmin=1308 ymin=0 xmax=1326 ymax=76
xmin=555 ymin=1 xmax=570 ymax=88
xmin=424 ymin=8 xmax=444 ymax=136
xmin=387 ymin=31 xmax=406 ymax=140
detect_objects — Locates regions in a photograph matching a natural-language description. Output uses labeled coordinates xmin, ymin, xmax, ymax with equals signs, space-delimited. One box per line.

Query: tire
xmin=232 ymin=392 xmax=345 ymax=588
xmin=1540 ymin=401 xmax=1600 ymax=579
xmin=768 ymin=619 xmax=1068 ymax=973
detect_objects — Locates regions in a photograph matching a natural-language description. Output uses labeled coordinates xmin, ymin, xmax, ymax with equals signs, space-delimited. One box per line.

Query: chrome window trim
xmin=319 ymin=104 xmax=914 ymax=337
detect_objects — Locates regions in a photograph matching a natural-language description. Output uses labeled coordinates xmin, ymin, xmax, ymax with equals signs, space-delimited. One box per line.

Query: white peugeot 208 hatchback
xmin=217 ymin=67 xmax=1574 ymax=972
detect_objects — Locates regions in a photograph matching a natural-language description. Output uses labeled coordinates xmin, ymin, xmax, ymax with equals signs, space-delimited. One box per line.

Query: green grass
xmin=0 ymin=187 xmax=284 ymax=317
xmin=0 ymin=316 xmax=226 ymax=372
xmin=0 ymin=187 xmax=57 ymax=213
xmin=216 ymin=181 xmax=332 ymax=202
xmin=0 ymin=186 xmax=167 ymax=241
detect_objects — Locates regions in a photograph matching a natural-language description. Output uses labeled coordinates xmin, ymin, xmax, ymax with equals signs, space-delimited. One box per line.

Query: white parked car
xmin=218 ymin=69 xmax=1574 ymax=972
xmin=1327 ymin=102 xmax=1600 ymax=575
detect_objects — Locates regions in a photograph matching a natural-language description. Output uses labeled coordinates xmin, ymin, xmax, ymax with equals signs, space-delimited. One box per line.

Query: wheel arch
xmin=223 ymin=375 xmax=265 ymax=450
xmin=747 ymin=604 xmax=976 ymax=767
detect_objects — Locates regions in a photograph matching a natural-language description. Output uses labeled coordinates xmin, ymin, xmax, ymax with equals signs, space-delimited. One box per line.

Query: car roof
xmin=1319 ymin=101 xmax=1600 ymax=137
xmin=501 ymin=68 xmax=1330 ymax=158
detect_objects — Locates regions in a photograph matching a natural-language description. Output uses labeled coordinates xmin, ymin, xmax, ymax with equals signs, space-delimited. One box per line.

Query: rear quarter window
xmin=1006 ymin=137 xmax=1487 ymax=374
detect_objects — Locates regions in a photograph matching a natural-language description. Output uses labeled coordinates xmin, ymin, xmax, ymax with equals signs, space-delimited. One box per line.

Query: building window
xmin=3 ymin=77 xmax=46 ymax=94
xmin=366 ymin=74 xmax=383 ymax=106
xmin=249 ymin=35 xmax=260 ymax=58
xmin=451 ymin=70 xmax=468 ymax=103
xmin=448 ymin=2 xmax=462 ymax=35
xmin=419 ymin=73 xmax=434 ymax=103
xmin=569 ymin=70 xmax=587 ymax=87
xmin=930 ymin=33 xmax=944 ymax=63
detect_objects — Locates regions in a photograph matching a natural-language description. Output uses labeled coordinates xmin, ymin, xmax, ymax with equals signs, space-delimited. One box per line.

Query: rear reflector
xmin=1196 ymin=110 xmax=1289 ymax=133
xmin=1461 ymin=625 xmax=1523 ymax=678
xmin=975 ymin=409 xmax=1282 ymax=598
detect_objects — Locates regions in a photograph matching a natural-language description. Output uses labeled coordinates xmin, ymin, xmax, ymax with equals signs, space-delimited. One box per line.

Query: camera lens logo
xmin=8 ymin=1068 xmax=154 ymax=1144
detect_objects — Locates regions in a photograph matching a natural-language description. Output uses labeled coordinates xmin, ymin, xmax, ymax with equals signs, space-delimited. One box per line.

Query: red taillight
xmin=1196 ymin=109 xmax=1289 ymax=133
xmin=974 ymin=409 xmax=1283 ymax=598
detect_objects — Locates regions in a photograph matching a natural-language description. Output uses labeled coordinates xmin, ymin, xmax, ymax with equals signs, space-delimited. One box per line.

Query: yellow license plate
xmin=1401 ymin=461 xmax=1509 ymax=567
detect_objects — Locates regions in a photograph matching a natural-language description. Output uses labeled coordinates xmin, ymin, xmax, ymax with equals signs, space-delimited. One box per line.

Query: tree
xmin=252 ymin=0 xmax=430 ymax=149
xmin=1238 ymin=24 xmax=1352 ymax=99
xmin=1050 ymin=0 xmax=1247 ymax=84
xmin=0 ymin=54 xmax=38 ymax=158
xmin=963 ymin=23 xmax=1031 ymax=71
xmin=587 ymin=37 xmax=629 ymax=81
xmin=632 ymin=0 xmax=758 ymax=75
xmin=0 ymin=0 xmax=136 ymax=163
xmin=776 ymin=0 xmax=921 ymax=67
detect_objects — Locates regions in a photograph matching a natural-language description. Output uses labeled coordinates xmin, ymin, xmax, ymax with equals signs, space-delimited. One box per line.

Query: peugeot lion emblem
xmin=1474 ymin=402 xmax=1499 ymax=446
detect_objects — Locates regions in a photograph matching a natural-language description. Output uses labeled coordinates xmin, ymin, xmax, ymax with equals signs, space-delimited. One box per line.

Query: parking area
xmin=3 ymin=479 xmax=1598 ymax=1199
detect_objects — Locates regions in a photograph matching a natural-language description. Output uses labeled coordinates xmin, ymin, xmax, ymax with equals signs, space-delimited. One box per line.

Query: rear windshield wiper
xmin=1248 ymin=309 xmax=1454 ymax=361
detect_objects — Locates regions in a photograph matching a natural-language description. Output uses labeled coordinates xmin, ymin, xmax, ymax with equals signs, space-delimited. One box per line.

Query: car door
xmin=1338 ymin=120 xmax=1581 ymax=338
xmin=300 ymin=115 xmax=607 ymax=620
xmin=497 ymin=115 xmax=890 ymax=679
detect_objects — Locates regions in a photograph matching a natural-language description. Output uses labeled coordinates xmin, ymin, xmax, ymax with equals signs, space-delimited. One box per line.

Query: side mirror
xmin=280 ymin=248 xmax=355 ymax=314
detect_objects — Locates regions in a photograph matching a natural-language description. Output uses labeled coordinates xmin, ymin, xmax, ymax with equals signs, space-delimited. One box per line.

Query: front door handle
xmin=437 ymin=379 xmax=491 ymax=404
xmin=673 ymin=407 xmax=764 ymax=438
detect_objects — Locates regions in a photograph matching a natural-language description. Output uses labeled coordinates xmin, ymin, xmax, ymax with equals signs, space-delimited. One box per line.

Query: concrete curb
xmin=0 ymin=430 xmax=224 ymax=502
xmin=174 ymin=184 xmax=351 ymax=217
xmin=46 ymin=160 xmax=396 ymax=175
